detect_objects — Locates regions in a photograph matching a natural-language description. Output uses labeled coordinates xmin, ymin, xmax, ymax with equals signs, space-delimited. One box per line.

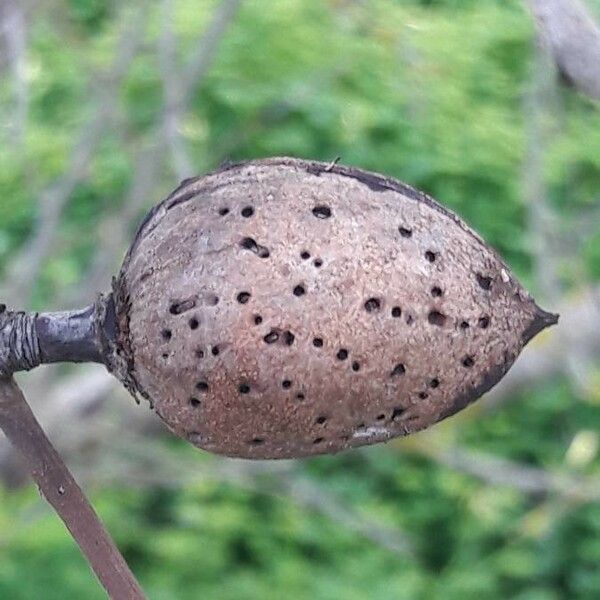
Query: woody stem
xmin=0 ymin=376 xmax=146 ymax=599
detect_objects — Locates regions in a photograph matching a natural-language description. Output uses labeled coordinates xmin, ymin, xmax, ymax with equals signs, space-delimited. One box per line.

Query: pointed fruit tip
xmin=522 ymin=304 xmax=559 ymax=345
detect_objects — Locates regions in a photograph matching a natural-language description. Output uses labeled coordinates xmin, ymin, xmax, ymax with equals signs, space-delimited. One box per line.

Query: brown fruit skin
xmin=112 ymin=157 xmax=558 ymax=459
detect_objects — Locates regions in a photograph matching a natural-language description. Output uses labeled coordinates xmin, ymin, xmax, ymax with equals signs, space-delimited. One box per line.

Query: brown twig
xmin=0 ymin=376 xmax=145 ymax=599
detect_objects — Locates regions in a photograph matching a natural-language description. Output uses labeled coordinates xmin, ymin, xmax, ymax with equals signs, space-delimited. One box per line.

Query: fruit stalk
xmin=0 ymin=299 xmax=111 ymax=378
xmin=0 ymin=301 xmax=144 ymax=599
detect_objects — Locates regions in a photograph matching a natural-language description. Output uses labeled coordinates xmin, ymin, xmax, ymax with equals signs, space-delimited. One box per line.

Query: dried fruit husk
xmin=109 ymin=157 xmax=558 ymax=459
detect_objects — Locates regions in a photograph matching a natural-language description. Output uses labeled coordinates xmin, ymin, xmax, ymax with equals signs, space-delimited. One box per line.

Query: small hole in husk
xmin=195 ymin=349 xmax=205 ymax=359
xmin=313 ymin=437 xmax=324 ymax=444
xmin=301 ymin=251 xmax=311 ymax=260
xmin=196 ymin=381 xmax=209 ymax=392
xmin=460 ymin=321 xmax=470 ymax=330
xmin=428 ymin=311 xmax=447 ymax=327
xmin=313 ymin=337 xmax=324 ymax=348
xmin=219 ymin=207 xmax=229 ymax=216
xmin=391 ymin=363 xmax=406 ymax=377
xmin=283 ymin=331 xmax=295 ymax=346
xmin=161 ymin=329 xmax=172 ymax=341
xmin=282 ymin=379 xmax=292 ymax=389
xmin=189 ymin=397 xmax=201 ymax=407
xmin=478 ymin=316 xmax=490 ymax=329
xmin=189 ymin=318 xmax=199 ymax=330
xmin=240 ymin=237 xmax=270 ymax=258
xmin=352 ymin=361 xmax=360 ymax=372
xmin=237 ymin=292 xmax=251 ymax=304
xmin=391 ymin=407 xmax=405 ymax=420
xmin=462 ymin=356 xmax=475 ymax=368
xmin=250 ymin=438 xmax=264 ymax=446
xmin=336 ymin=348 xmax=349 ymax=361
xmin=391 ymin=307 xmax=402 ymax=318
xmin=264 ymin=330 xmax=279 ymax=344
xmin=316 ymin=416 xmax=327 ymax=425
xmin=477 ymin=274 xmax=492 ymax=290
xmin=211 ymin=346 xmax=220 ymax=356
xmin=364 ymin=298 xmax=381 ymax=312
xmin=312 ymin=205 xmax=332 ymax=219
xmin=241 ymin=206 xmax=254 ymax=218
xmin=314 ymin=258 xmax=323 ymax=268
xmin=399 ymin=226 xmax=412 ymax=238
xmin=425 ymin=251 xmax=437 ymax=263
xmin=431 ymin=286 xmax=443 ymax=298
xmin=418 ymin=392 xmax=429 ymax=400
xmin=170 ymin=299 xmax=196 ymax=314
xmin=430 ymin=378 xmax=440 ymax=388
xmin=293 ymin=285 xmax=306 ymax=297
xmin=254 ymin=315 xmax=263 ymax=325
xmin=238 ymin=383 xmax=251 ymax=394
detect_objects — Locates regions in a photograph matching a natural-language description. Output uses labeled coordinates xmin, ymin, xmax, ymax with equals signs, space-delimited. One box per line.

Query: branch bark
xmin=0 ymin=377 xmax=145 ymax=599
xmin=525 ymin=0 xmax=600 ymax=101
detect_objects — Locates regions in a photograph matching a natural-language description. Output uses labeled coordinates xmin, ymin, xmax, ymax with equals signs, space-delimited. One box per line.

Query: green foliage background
xmin=0 ymin=0 xmax=599 ymax=598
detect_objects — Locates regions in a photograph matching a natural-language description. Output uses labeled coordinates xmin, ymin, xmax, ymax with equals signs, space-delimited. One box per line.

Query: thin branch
xmin=70 ymin=142 xmax=167 ymax=305
xmin=0 ymin=377 xmax=145 ymax=599
xmin=2 ymin=0 xmax=28 ymax=146
xmin=211 ymin=65 xmax=345 ymax=159
xmin=270 ymin=470 xmax=414 ymax=557
xmin=525 ymin=0 xmax=600 ymax=101
xmin=71 ymin=0 xmax=243 ymax=304
xmin=523 ymin=32 xmax=562 ymax=302
xmin=521 ymin=11 xmax=600 ymax=402
xmin=159 ymin=0 xmax=243 ymax=178
xmin=408 ymin=439 xmax=600 ymax=502
xmin=92 ymin=435 xmax=415 ymax=558
xmin=0 ymin=5 xmax=147 ymax=306
xmin=522 ymin=34 xmax=599 ymax=400
xmin=159 ymin=0 xmax=194 ymax=180
xmin=176 ymin=0 xmax=242 ymax=109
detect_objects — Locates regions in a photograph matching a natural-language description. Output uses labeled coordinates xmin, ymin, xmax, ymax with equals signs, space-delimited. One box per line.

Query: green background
xmin=0 ymin=0 xmax=599 ymax=598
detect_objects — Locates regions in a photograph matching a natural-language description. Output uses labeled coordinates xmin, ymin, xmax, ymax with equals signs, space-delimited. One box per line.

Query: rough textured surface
xmin=0 ymin=307 xmax=41 ymax=377
xmin=113 ymin=157 xmax=558 ymax=459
